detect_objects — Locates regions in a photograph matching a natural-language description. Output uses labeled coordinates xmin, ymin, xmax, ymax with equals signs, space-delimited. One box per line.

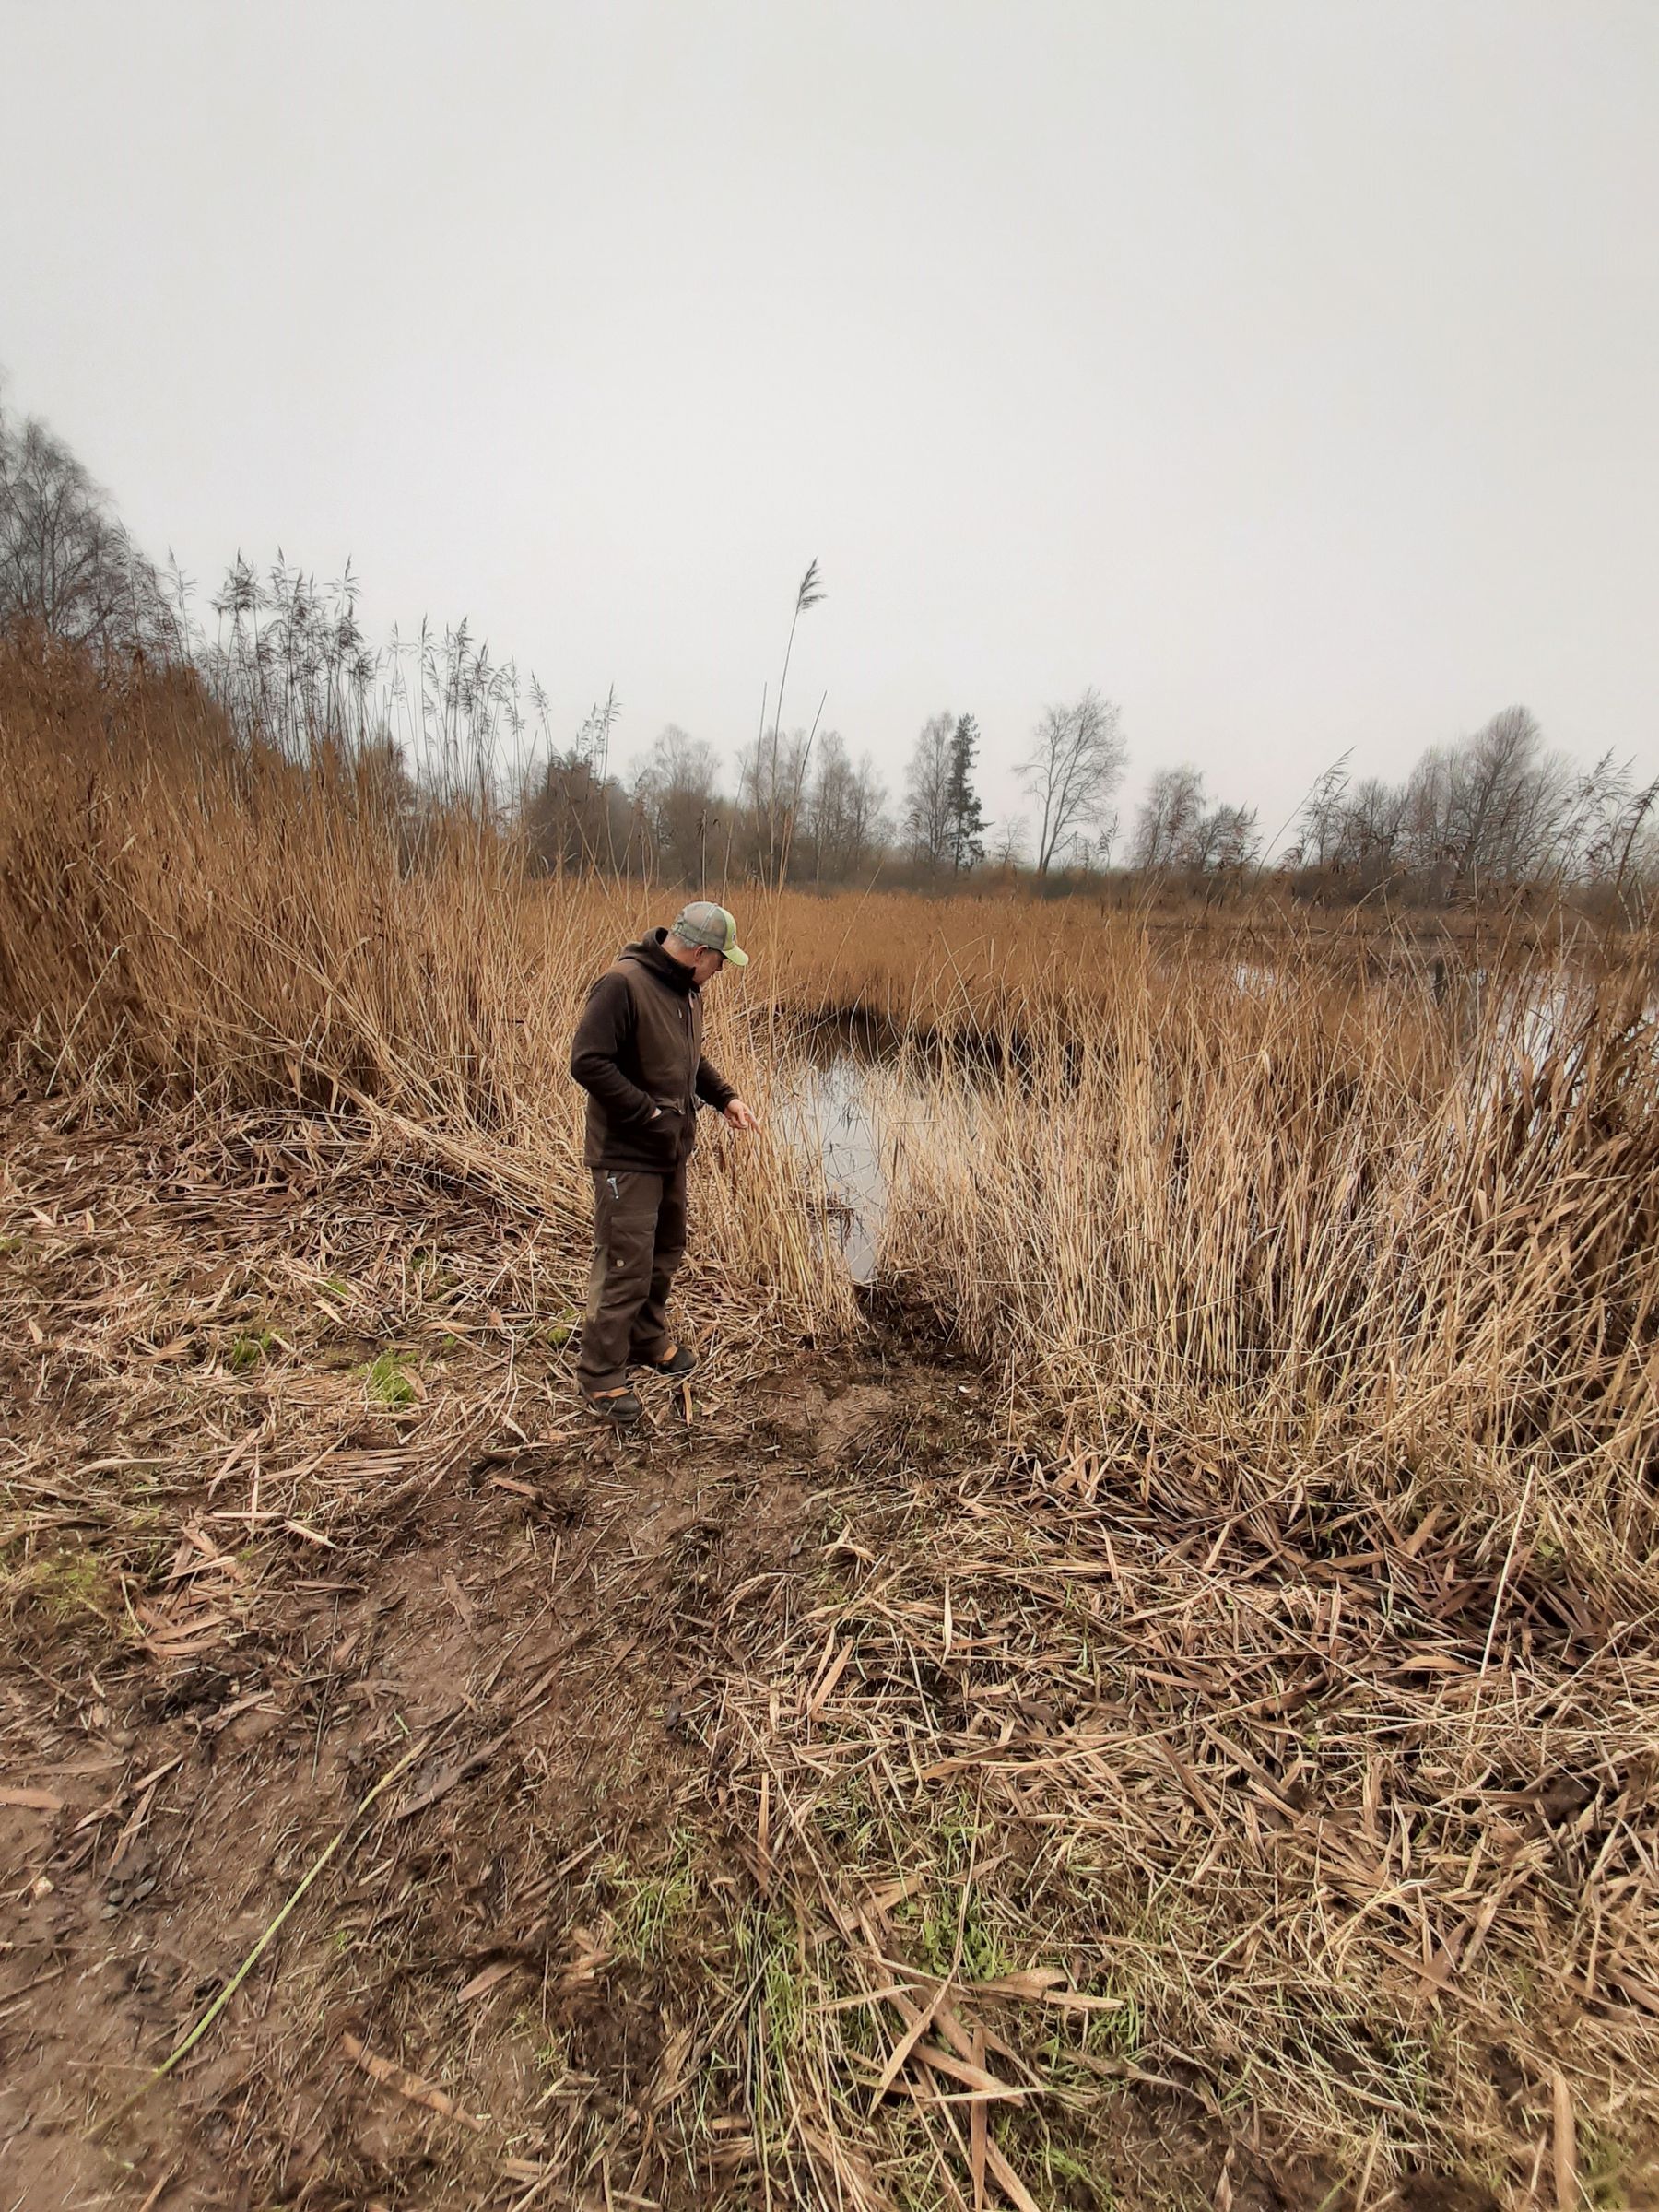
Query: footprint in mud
xmin=101 ymin=1844 xmax=159 ymax=1916
xmin=813 ymin=1382 xmax=898 ymax=1464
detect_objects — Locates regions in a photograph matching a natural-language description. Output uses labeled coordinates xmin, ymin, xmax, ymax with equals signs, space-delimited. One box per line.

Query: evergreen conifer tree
xmin=945 ymin=713 xmax=987 ymax=873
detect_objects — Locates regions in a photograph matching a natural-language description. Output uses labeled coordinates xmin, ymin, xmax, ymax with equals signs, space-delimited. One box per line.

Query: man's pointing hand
xmin=724 ymin=1098 xmax=760 ymax=1134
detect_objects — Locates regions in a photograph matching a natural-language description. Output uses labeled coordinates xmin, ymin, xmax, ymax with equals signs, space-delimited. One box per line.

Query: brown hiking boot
xmin=632 ymin=1343 xmax=698 ymax=1379
xmin=582 ymin=1385 xmax=642 ymax=1427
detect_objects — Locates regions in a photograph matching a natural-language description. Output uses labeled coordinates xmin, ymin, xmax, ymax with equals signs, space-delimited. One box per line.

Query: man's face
xmin=690 ymin=946 xmax=726 ymax=987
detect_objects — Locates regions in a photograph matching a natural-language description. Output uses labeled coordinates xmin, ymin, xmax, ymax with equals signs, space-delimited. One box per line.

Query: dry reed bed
xmin=2 ymin=641 xmax=1546 ymax=1094
xmin=9 ymin=648 xmax=1659 ymax=2195
xmin=724 ymin=1429 xmax=1659 ymax=2206
xmin=0 ymin=646 xmax=859 ymax=1334
xmin=878 ymin=968 xmax=1659 ymax=1583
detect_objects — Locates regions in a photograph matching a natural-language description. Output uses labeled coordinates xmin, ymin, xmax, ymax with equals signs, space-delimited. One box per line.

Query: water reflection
xmin=791 ymin=1054 xmax=887 ymax=1285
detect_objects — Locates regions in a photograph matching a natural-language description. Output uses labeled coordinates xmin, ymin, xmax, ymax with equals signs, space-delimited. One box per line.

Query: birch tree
xmin=1018 ymin=688 xmax=1126 ymax=875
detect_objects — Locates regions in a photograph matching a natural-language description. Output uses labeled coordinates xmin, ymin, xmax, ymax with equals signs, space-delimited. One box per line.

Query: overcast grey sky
xmin=4 ymin=1 xmax=1655 ymax=847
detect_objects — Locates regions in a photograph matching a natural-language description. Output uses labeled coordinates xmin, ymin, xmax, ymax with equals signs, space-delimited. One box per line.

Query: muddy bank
xmin=0 ymin=1101 xmax=1323 ymax=2212
xmin=0 ymin=1098 xmax=947 ymax=2207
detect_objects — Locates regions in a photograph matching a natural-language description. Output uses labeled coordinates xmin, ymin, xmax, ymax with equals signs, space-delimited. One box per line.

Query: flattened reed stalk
xmin=730 ymin=1437 xmax=1659 ymax=2202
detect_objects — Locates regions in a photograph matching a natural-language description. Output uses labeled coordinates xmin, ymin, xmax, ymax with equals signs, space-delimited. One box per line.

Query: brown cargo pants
xmin=577 ymin=1163 xmax=688 ymax=1394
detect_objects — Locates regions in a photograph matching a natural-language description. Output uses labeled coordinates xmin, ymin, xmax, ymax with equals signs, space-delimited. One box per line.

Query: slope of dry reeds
xmin=882 ymin=957 xmax=1659 ymax=1578
xmin=0 ymin=641 xmax=855 ymax=1330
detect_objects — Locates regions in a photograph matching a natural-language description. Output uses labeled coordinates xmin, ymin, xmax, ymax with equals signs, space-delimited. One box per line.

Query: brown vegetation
xmin=6 ymin=640 xmax=1659 ymax=2206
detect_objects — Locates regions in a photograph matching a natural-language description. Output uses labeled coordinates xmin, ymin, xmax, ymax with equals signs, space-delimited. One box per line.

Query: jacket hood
xmin=619 ymin=929 xmax=696 ymax=994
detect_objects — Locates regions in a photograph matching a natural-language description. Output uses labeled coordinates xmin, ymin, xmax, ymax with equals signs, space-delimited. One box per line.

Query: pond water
xmin=791 ymin=1054 xmax=888 ymax=1284
xmin=782 ymin=959 xmax=1653 ymax=1283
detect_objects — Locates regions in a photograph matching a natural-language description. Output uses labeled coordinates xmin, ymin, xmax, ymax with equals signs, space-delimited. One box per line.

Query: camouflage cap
xmin=670 ymin=900 xmax=749 ymax=968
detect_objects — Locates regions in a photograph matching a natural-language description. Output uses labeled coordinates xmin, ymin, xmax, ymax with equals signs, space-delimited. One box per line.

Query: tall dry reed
xmin=0 ymin=642 xmax=856 ymax=1329
xmin=878 ymin=953 xmax=1659 ymax=1578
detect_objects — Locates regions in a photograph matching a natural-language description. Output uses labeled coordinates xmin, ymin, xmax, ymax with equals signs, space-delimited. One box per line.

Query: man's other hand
xmin=724 ymin=1098 xmax=760 ymax=1133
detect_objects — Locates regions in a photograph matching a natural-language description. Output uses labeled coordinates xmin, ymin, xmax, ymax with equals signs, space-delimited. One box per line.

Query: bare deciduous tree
xmin=902 ymin=711 xmax=958 ymax=875
xmin=0 ymin=398 xmax=174 ymax=655
xmin=1385 ymin=708 xmax=1571 ymax=891
xmin=844 ymin=752 xmax=890 ymax=877
xmin=1018 ymin=688 xmax=1126 ymax=875
xmin=634 ymin=724 xmax=723 ymax=889
xmin=1282 ymin=712 xmax=1583 ymax=900
xmin=1190 ymin=802 xmax=1259 ymax=872
xmin=737 ymin=726 xmax=811 ymax=877
xmin=1132 ymin=765 xmax=1258 ymax=875
xmin=806 ymin=732 xmax=889 ymax=883
xmin=1441 ymin=706 xmax=1571 ymax=885
xmin=1131 ymin=764 xmax=1207 ymax=872
xmin=992 ymin=814 xmax=1030 ymax=871
xmin=1342 ymin=776 xmax=1410 ymax=886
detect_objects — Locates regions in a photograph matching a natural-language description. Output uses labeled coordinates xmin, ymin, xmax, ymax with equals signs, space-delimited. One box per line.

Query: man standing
xmin=569 ymin=902 xmax=759 ymax=1424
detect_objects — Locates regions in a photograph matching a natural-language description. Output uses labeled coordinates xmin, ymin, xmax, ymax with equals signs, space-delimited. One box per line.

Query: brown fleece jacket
xmin=569 ymin=930 xmax=736 ymax=1171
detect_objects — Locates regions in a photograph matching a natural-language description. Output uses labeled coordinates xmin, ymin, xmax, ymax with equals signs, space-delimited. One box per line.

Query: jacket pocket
xmin=643 ymin=1100 xmax=688 ymax=1161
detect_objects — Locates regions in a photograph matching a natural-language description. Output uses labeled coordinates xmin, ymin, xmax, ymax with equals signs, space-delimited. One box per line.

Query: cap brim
xmin=724 ymin=943 xmax=749 ymax=968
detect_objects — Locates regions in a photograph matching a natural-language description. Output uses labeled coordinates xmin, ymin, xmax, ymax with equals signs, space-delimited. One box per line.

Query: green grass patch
xmin=605 ymin=1829 xmax=700 ymax=1962
xmin=891 ymin=1789 xmax=1009 ymax=1983
xmin=1037 ymin=2136 xmax=1117 ymax=2207
xmin=6 ymin=1547 xmax=122 ymax=1626
xmin=363 ymin=1348 xmax=418 ymax=1407
xmin=541 ymin=1305 xmax=581 ymax=1348
xmin=228 ymin=1326 xmax=277 ymax=1373
xmin=733 ymin=1902 xmax=809 ymax=2158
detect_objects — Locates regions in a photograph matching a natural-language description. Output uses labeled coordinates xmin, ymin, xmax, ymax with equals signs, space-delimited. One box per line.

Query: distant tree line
xmin=6 ymin=394 xmax=1656 ymax=910
xmin=1279 ymin=712 xmax=1659 ymax=910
